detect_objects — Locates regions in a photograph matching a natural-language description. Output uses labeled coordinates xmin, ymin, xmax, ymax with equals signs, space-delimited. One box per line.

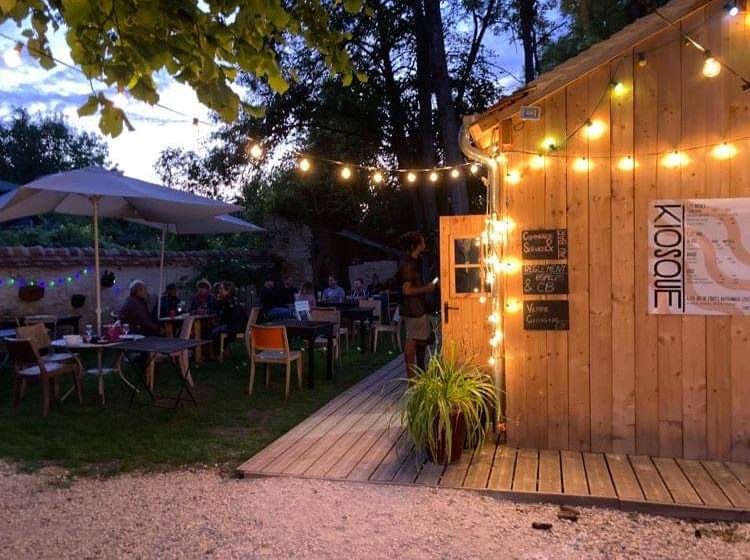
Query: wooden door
xmin=439 ymin=215 xmax=491 ymax=366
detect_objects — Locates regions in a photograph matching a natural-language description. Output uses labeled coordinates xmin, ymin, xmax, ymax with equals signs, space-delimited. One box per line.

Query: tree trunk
xmin=519 ymin=0 xmax=538 ymax=83
xmin=409 ymin=0 xmax=439 ymax=232
xmin=374 ymin=0 xmax=426 ymax=230
xmin=422 ymin=0 xmax=470 ymax=215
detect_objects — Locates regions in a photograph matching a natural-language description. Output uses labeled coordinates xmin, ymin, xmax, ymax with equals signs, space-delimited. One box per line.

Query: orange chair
xmin=246 ymin=324 xmax=302 ymax=399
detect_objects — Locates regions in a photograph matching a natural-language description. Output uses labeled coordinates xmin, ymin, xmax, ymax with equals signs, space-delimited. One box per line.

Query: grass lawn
xmin=0 ymin=341 xmax=397 ymax=476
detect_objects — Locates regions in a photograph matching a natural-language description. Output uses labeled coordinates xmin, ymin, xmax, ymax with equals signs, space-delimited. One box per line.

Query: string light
xmin=495 ymin=154 xmax=508 ymax=165
xmin=637 ymin=52 xmax=648 ymax=68
xmin=584 ymin=119 xmax=606 ymax=139
xmin=429 ymin=171 xmax=439 ymax=182
xmin=529 ymin=154 xmax=545 ymax=170
xmin=662 ymin=151 xmax=689 ymax=169
xmin=372 ymin=171 xmax=384 ymax=184
xmin=248 ymin=143 xmax=263 ymax=159
xmin=726 ymin=1 xmax=740 ymax=17
xmin=3 ymin=42 xmax=22 ymax=68
xmin=617 ymin=155 xmax=637 ymax=171
xmin=298 ymin=157 xmax=311 ymax=172
xmin=505 ymin=169 xmax=521 ymax=185
xmin=541 ymin=136 xmax=557 ymax=152
xmin=573 ymin=156 xmax=591 ymax=172
xmin=479 ymin=295 xmax=487 ymax=304
xmin=611 ymin=81 xmax=627 ymax=97
xmin=340 ymin=166 xmax=352 ymax=180
xmin=712 ymin=142 xmax=737 ymax=160
xmin=505 ymin=299 xmax=522 ymax=313
xmin=702 ymin=51 xmax=721 ymax=78
xmin=450 ymin=168 xmax=460 ymax=179
xmin=406 ymin=172 xmax=417 ymax=183
xmin=488 ymin=356 xmax=496 ymax=366
xmin=469 ymin=163 xmax=480 ymax=175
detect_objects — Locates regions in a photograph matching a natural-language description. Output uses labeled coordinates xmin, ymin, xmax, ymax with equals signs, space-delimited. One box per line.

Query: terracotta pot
xmin=428 ymin=409 xmax=467 ymax=465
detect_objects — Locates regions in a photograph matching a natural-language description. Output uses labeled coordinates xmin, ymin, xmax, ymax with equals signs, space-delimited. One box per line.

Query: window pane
xmin=455 ymin=267 xmax=482 ymax=294
xmin=454 ymin=238 xmax=480 ymax=265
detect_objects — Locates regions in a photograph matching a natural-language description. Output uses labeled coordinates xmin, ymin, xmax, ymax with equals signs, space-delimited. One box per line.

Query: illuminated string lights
xmin=406 ymin=172 xmax=417 ymax=183
xmin=584 ymin=119 xmax=606 ymax=140
xmin=505 ymin=169 xmax=521 ymax=185
xmin=529 ymin=154 xmax=545 ymax=170
xmin=617 ymin=155 xmax=637 ymax=171
xmin=1 ymin=268 xmax=90 ymax=289
xmin=450 ymin=168 xmax=461 ymax=179
xmin=611 ymin=81 xmax=627 ymax=97
xmin=702 ymin=51 xmax=722 ymax=78
xmin=340 ymin=166 xmax=352 ymax=180
xmin=429 ymin=171 xmax=439 ymax=182
xmin=372 ymin=171 xmax=384 ymax=184
xmin=573 ymin=156 xmax=591 ymax=172
xmin=298 ymin=157 xmax=311 ymax=172
xmin=711 ymin=142 xmax=737 ymax=160
xmin=662 ymin=151 xmax=689 ymax=169
xmin=469 ymin=163 xmax=480 ymax=175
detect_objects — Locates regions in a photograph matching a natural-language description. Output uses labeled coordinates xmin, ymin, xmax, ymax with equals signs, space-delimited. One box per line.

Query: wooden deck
xmin=238 ymin=358 xmax=750 ymax=521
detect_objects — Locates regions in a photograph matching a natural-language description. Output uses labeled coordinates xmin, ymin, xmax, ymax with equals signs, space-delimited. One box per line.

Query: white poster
xmin=649 ymin=198 xmax=750 ymax=315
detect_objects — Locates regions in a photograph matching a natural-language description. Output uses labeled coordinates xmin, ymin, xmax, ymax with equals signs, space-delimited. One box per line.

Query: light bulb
xmin=429 ymin=171 xmax=439 ymax=182
xmin=573 ymin=156 xmax=591 ymax=172
xmin=611 ymin=81 xmax=627 ymax=97
xmin=495 ymin=153 xmax=507 ymax=165
xmin=541 ymin=136 xmax=557 ymax=151
xmin=637 ymin=53 xmax=647 ymax=68
xmin=3 ymin=43 xmax=22 ymax=68
xmin=505 ymin=169 xmax=521 ymax=185
xmin=340 ymin=166 xmax=352 ymax=180
xmin=248 ymin=143 xmax=263 ymax=159
xmin=488 ymin=356 xmax=496 ymax=366
xmin=702 ymin=52 xmax=721 ymax=78
xmin=617 ymin=155 xmax=637 ymax=171
xmin=406 ymin=172 xmax=417 ymax=183
xmin=662 ymin=151 xmax=689 ymax=169
xmin=726 ymin=1 xmax=739 ymax=17
xmin=450 ymin=168 xmax=460 ymax=179
xmin=488 ymin=313 xmax=499 ymax=324
xmin=372 ymin=171 xmax=384 ymax=183
xmin=584 ymin=119 xmax=606 ymax=139
xmin=712 ymin=142 xmax=737 ymax=160
xmin=505 ymin=299 xmax=522 ymax=313
xmin=469 ymin=163 xmax=479 ymax=175
xmin=529 ymin=154 xmax=545 ymax=170
xmin=479 ymin=295 xmax=487 ymax=304
xmin=298 ymin=157 xmax=311 ymax=172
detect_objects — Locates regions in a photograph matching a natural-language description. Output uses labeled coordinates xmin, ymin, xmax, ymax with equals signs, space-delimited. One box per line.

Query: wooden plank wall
xmin=501 ymin=2 xmax=750 ymax=461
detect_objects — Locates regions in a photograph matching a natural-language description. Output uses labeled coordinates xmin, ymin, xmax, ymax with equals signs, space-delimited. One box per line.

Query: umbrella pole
xmin=157 ymin=224 xmax=166 ymax=318
xmin=92 ymin=196 xmax=102 ymax=336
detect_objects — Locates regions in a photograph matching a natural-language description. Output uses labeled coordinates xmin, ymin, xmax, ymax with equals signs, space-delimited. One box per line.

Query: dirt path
xmin=1 ymin=462 xmax=748 ymax=559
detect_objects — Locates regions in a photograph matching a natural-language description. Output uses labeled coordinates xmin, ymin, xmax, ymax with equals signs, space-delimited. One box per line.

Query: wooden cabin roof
xmin=468 ymin=0 xmax=712 ymax=148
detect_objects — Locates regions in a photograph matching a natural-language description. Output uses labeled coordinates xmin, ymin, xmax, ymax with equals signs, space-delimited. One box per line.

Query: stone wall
xmin=347 ymin=260 xmax=398 ymax=289
xmin=262 ymin=215 xmax=314 ymax=282
xmin=0 ymin=246 xmax=268 ymax=327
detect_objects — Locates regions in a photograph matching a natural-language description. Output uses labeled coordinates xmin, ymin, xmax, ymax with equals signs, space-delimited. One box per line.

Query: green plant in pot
xmin=399 ymin=347 xmax=497 ymax=465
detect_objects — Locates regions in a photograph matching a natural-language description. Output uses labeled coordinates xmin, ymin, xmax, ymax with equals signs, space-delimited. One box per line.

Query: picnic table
xmin=273 ymin=320 xmax=335 ymax=389
xmin=113 ymin=337 xmax=201 ymax=411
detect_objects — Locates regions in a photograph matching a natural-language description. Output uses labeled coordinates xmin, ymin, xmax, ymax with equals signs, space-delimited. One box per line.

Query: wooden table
xmin=274 ymin=320 xmax=335 ymax=389
xmin=113 ymin=337 xmax=201 ymax=411
xmin=158 ymin=314 xmax=215 ymax=363
xmin=318 ymin=302 xmax=374 ymax=353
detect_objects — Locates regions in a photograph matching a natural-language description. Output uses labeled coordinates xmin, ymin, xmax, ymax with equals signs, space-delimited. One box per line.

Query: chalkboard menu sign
xmin=521 ymin=229 xmax=568 ymax=260
xmin=523 ymin=264 xmax=569 ymax=295
xmin=523 ymin=300 xmax=569 ymax=331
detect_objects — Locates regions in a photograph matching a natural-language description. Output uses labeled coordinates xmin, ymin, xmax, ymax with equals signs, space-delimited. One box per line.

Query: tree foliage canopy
xmin=0 ymin=0 xmax=365 ymax=136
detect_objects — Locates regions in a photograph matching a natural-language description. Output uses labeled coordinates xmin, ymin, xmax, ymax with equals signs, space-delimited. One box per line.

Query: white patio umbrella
xmin=0 ymin=166 xmax=242 ymax=334
xmin=132 ymin=214 xmax=263 ymax=316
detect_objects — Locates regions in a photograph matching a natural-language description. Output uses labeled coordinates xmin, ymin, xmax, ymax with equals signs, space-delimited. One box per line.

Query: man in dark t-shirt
xmin=397 ymin=232 xmax=436 ymax=377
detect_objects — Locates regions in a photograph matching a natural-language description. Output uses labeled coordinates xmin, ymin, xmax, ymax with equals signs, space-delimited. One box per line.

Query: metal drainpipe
xmin=458 ymin=115 xmax=506 ymax=429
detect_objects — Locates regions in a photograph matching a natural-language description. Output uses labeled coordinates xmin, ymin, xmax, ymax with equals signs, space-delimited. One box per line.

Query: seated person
xmin=157 ymin=283 xmax=180 ymax=318
xmin=277 ymin=275 xmax=297 ymax=307
xmin=321 ymin=275 xmax=346 ymax=303
xmin=210 ymin=281 xmax=248 ymax=356
xmin=349 ymin=278 xmax=369 ymax=300
xmin=120 ymin=280 xmax=161 ymax=336
xmin=367 ymin=274 xmax=384 ymax=295
xmin=295 ymin=281 xmax=317 ymax=308
xmin=190 ymin=279 xmax=217 ymax=315
xmin=260 ymin=277 xmax=291 ymax=321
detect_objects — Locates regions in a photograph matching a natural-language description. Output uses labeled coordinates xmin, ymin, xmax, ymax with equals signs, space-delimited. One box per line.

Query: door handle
xmin=444 ymin=301 xmax=459 ymax=323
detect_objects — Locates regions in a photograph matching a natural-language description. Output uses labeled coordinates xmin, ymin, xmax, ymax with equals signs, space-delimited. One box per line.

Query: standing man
xmin=397 ymin=232 xmax=435 ymax=377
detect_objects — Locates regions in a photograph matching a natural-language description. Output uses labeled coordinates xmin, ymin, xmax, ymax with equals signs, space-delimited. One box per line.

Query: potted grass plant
xmin=399 ymin=347 xmax=497 ymax=465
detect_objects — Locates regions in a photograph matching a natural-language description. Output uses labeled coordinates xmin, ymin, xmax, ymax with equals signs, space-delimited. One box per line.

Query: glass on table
xmin=84 ymin=324 xmax=93 ymax=341
xmin=122 ymin=323 xmax=130 ymax=335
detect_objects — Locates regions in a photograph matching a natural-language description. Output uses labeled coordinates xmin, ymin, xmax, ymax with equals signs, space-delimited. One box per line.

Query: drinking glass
xmin=123 ymin=323 xmax=130 ymax=336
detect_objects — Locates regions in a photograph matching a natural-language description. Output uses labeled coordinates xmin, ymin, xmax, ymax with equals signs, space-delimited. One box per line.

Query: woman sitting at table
xmin=189 ymin=279 xmax=217 ymax=315
xmin=211 ymin=281 xmax=247 ymax=357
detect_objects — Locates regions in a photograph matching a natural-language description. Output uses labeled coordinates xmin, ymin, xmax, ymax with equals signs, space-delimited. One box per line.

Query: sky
xmin=0 ymin=17 xmax=528 ymax=185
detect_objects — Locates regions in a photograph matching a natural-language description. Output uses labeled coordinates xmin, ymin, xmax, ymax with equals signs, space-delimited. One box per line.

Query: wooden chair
xmin=147 ymin=316 xmax=195 ymax=391
xmin=23 ymin=314 xmax=58 ymax=339
xmin=372 ymin=307 xmax=402 ymax=352
xmin=310 ymin=307 xmax=344 ymax=363
xmin=219 ymin=307 xmax=258 ymax=362
xmin=246 ymin=324 xmax=302 ymax=399
xmin=6 ymin=338 xmax=82 ymax=417
xmin=16 ymin=323 xmax=77 ymax=363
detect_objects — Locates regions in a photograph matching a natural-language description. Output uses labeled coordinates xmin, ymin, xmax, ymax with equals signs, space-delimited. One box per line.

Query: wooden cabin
xmin=443 ymin=0 xmax=750 ymax=461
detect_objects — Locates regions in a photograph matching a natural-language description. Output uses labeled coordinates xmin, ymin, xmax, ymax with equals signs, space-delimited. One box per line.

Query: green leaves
xmin=342 ymin=0 xmax=363 ymax=13
xmin=76 ymin=94 xmax=98 ymax=117
xmin=99 ymin=104 xmax=124 ymax=137
xmin=60 ymin=0 xmax=91 ymax=25
xmin=267 ymin=73 xmax=289 ymax=94
xmin=0 ymin=0 xmax=17 ymax=14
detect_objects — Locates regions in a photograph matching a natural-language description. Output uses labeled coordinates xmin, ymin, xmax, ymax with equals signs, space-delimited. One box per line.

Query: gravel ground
xmin=1 ymin=461 xmax=748 ymax=560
